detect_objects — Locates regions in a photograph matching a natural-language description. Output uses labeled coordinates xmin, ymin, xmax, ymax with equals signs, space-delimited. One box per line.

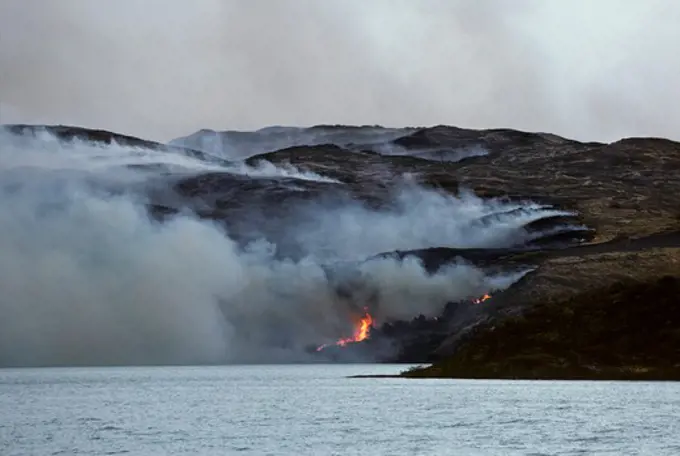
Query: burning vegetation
xmin=317 ymin=293 xmax=494 ymax=354
xmin=317 ymin=309 xmax=374 ymax=352
xmin=473 ymin=294 xmax=492 ymax=304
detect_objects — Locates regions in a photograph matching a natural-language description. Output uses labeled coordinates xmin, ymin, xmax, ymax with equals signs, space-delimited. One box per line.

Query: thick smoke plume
xmin=0 ymin=130 xmax=543 ymax=367
xmin=1 ymin=1 xmax=679 ymax=142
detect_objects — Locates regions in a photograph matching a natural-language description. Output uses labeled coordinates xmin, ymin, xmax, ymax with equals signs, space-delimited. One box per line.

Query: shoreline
xmin=349 ymin=373 xmax=680 ymax=381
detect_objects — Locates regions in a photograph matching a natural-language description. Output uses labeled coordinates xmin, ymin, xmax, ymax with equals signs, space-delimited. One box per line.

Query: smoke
xmin=170 ymin=126 xmax=414 ymax=161
xmin=282 ymin=186 xmax=573 ymax=262
xmin=1 ymin=1 xmax=679 ymax=142
xmin=229 ymin=160 xmax=340 ymax=183
xmin=375 ymin=143 xmax=490 ymax=163
xmin=0 ymin=130 xmax=547 ymax=367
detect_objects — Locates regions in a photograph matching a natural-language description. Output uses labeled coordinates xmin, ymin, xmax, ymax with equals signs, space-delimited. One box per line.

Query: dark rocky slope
xmin=404 ymin=273 xmax=680 ymax=380
xmin=239 ymin=125 xmax=680 ymax=377
xmin=5 ymin=123 xmax=680 ymax=376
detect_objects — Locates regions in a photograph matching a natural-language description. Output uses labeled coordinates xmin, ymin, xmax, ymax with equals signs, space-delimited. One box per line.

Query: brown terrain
xmin=5 ymin=123 xmax=680 ymax=379
xmin=248 ymin=126 xmax=680 ymax=379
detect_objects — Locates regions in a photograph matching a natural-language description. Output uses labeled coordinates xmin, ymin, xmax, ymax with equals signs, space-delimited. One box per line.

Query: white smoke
xmin=287 ymin=186 xmax=573 ymax=261
xmin=0 ymin=128 xmax=338 ymax=184
xmin=170 ymin=126 xmax=412 ymax=161
xmin=228 ymin=160 xmax=341 ymax=183
xmin=2 ymin=129 xmax=223 ymax=175
xmin=0 ymin=130 xmax=546 ymax=367
xmin=173 ymin=127 xmax=491 ymax=164
xmin=1 ymin=1 xmax=679 ymax=142
xmin=371 ymin=143 xmax=489 ymax=163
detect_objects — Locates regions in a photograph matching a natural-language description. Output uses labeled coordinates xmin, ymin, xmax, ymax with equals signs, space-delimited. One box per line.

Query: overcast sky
xmin=1 ymin=0 xmax=679 ymax=142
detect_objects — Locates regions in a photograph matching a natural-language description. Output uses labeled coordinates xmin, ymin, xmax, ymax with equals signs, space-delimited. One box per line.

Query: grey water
xmin=1 ymin=365 xmax=679 ymax=455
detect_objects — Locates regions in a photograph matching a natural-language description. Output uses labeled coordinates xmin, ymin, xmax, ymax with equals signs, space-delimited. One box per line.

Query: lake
xmin=1 ymin=364 xmax=679 ymax=455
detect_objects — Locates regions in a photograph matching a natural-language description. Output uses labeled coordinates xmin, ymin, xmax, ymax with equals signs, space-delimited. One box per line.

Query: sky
xmin=1 ymin=0 xmax=679 ymax=142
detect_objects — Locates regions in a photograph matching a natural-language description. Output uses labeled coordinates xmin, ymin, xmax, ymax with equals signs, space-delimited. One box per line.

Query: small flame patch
xmin=473 ymin=294 xmax=492 ymax=304
xmin=317 ymin=309 xmax=374 ymax=352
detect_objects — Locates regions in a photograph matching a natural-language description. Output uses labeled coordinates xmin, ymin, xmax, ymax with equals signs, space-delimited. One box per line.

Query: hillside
xmin=404 ymin=272 xmax=680 ymax=380
xmin=3 ymin=123 xmax=680 ymax=373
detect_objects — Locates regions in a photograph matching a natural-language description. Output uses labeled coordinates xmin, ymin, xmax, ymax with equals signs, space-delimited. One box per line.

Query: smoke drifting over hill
xmin=0 ymin=128 xmax=545 ymax=367
xmin=1 ymin=1 xmax=679 ymax=141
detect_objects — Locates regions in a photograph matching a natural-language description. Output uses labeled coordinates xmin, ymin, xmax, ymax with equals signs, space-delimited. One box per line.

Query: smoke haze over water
xmin=1 ymin=1 xmax=679 ymax=142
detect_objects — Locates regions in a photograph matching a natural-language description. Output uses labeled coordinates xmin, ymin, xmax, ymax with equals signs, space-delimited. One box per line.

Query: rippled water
xmin=1 ymin=365 xmax=679 ymax=455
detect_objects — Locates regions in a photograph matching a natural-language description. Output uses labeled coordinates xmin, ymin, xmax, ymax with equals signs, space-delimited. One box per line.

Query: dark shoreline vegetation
xmin=3 ymin=123 xmax=680 ymax=377
xmin=399 ymin=274 xmax=680 ymax=381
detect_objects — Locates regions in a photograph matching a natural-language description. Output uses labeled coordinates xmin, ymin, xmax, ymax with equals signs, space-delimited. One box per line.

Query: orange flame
xmin=473 ymin=294 xmax=492 ymax=304
xmin=316 ymin=309 xmax=374 ymax=352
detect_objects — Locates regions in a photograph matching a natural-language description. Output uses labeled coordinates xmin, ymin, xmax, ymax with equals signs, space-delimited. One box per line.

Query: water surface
xmin=1 ymin=364 xmax=679 ymax=455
